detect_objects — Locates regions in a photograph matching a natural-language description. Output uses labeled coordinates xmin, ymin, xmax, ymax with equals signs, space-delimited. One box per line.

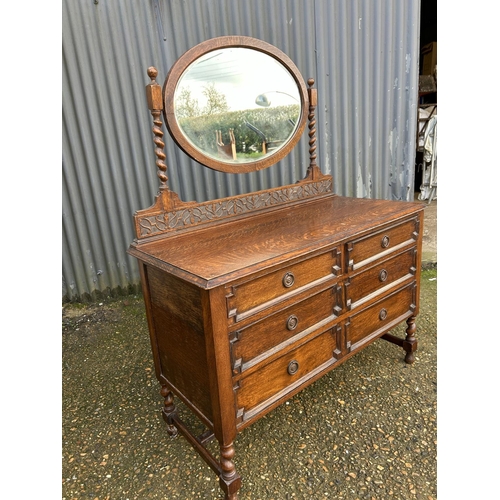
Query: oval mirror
xmin=163 ymin=36 xmax=308 ymax=174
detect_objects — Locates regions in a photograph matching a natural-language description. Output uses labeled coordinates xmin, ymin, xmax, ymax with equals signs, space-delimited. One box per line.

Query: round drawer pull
xmin=282 ymin=271 xmax=295 ymax=288
xmin=381 ymin=235 xmax=390 ymax=248
xmin=379 ymin=269 xmax=388 ymax=282
xmin=286 ymin=315 xmax=299 ymax=331
xmin=287 ymin=360 xmax=300 ymax=375
xmin=379 ymin=308 xmax=388 ymax=321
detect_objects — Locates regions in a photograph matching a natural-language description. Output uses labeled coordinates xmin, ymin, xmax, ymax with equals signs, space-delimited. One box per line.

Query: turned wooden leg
xmin=219 ymin=442 xmax=241 ymax=499
xmin=160 ymin=385 xmax=178 ymax=437
xmin=402 ymin=315 xmax=418 ymax=364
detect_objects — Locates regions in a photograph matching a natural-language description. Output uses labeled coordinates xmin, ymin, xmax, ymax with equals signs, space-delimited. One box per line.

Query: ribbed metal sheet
xmin=62 ymin=0 xmax=421 ymax=301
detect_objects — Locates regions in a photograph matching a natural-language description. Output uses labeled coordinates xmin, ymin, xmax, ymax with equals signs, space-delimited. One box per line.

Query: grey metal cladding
xmin=62 ymin=0 xmax=420 ymax=301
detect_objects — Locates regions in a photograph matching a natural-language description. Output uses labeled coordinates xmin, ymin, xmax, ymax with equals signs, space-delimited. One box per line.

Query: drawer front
xmin=230 ymin=284 xmax=342 ymax=374
xmin=235 ymin=327 xmax=341 ymax=423
xmin=346 ymin=218 xmax=418 ymax=271
xmin=226 ymin=248 xmax=341 ymax=322
xmin=345 ymin=247 xmax=417 ymax=309
xmin=346 ymin=282 xmax=416 ymax=351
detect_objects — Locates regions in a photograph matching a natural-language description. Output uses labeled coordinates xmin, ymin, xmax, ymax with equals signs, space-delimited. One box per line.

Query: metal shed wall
xmin=62 ymin=0 xmax=420 ymax=301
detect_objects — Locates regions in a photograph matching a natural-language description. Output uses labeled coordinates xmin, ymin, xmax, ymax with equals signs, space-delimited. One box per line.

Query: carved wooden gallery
xmin=128 ymin=36 xmax=424 ymax=499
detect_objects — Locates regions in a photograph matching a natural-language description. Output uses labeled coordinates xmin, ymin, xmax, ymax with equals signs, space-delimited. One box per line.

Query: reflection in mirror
xmin=173 ymin=47 xmax=301 ymax=164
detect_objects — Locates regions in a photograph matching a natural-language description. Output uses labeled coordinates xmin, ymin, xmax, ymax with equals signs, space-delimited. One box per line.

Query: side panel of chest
xmin=146 ymin=266 xmax=214 ymax=424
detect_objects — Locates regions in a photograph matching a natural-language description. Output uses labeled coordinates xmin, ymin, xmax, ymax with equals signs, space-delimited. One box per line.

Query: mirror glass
xmin=172 ymin=47 xmax=301 ymax=165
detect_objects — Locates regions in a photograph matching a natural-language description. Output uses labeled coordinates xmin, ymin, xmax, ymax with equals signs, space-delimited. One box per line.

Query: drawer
xmin=230 ymin=284 xmax=342 ymax=374
xmin=346 ymin=218 xmax=418 ymax=271
xmin=346 ymin=282 xmax=417 ymax=351
xmin=226 ymin=248 xmax=342 ymax=322
xmin=235 ymin=326 xmax=341 ymax=423
xmin=345 ymin=247 xmax=417 ymax=309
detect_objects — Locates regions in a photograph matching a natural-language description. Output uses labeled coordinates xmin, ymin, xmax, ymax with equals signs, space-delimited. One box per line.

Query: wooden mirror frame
xmin=162 ymin=36 xmax=309 ymax=174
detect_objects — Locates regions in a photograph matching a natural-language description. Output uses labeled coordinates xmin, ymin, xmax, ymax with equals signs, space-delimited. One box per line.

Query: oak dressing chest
xmin=128 ymin=36 xmax=424 ymax=499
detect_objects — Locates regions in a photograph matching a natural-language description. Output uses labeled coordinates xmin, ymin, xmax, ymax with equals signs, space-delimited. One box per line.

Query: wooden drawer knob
xmin=379 ymin=308 xmax=388 ymax=321
xmin=381 ymin=235 xmax=390 ymax=248
xmin=286 ymin=315 xmax=299 ymax=331
xmin=287 ymin=360 xmax=300 ymax=375
xmin=282 ymin=271 xmax=295 ymax=288
xmin=379 ymin=269 xmax=388 ymax=282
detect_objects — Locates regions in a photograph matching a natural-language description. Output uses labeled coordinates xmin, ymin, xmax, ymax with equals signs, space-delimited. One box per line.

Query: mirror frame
xmin=162 ymin=36 xmax=309 ymax=174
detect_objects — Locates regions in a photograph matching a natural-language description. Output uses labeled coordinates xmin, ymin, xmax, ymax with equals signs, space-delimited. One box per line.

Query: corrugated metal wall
xmin=62 ymin=0 xmax=420 ymax=301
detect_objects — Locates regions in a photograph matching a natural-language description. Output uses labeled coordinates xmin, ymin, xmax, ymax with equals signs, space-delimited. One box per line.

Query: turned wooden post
xmin=403 ymin=315 xmax=418 ymax=364
xmin=219 ymin=442 xmax=241 ymax=499
xmin=160 ymin=385 xmax=178 ymax=437
xmin=306 ymin=78 xmax=318 ymax=179
xmin=146 ymin=67 xmax=169 ymax=190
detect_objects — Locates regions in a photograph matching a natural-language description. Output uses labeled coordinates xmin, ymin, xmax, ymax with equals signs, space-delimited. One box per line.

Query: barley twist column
xmin=146 ymin=67 xmax=168 ymax=190
xmin=160 ymin=385 xmax=178 ymax=437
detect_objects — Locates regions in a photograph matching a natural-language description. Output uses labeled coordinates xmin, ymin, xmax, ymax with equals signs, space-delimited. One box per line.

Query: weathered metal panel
xmin=62 ymin=0 xmax=420 ymax=301
xmin=314 ymin=0 xmax=421 ymax=199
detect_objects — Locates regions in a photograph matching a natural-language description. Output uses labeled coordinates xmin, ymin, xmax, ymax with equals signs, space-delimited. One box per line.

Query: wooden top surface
xmin=129 ymin=194 xmax=424 ymax=288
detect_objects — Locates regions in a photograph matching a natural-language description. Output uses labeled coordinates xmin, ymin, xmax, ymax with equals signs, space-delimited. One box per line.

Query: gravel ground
xmin=62 ymin=268 xmax=437 ymax=500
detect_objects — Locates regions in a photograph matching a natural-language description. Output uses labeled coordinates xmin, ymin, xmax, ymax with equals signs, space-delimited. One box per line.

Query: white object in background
xmin=418 ymin=114 xmax=437 ymax=203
